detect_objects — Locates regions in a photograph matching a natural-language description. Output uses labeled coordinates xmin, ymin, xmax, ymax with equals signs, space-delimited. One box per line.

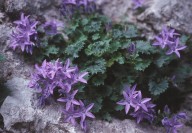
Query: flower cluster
xmin=153 ymin=26 xmax=186 ymax=58
xmin=61 ymin=100 xmax=95 ymax=132
xmin=132 ymin=0 xmax=145 ymax=9
xmin=29 ymin=58 xmax=88 ymax=105
xmin=9 ymin=13 xmax=38 ymax=54
xmin=162 ymin=105 xmax=187 ymax=133
xmin=117 ymin=84 xmax=156 ymax=123
xmin=43 ymin=20 xmax=64 ymax=35
xmin=61 ymin=0 xmax=96 ymax=18
xmin=29 ymin=59 xmax=95 ymax=131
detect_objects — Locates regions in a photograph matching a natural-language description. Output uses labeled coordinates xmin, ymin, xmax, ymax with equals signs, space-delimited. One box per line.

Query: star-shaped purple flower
xmin=74 ymin=100 xmax=95 ymax=130
xmin=166 ymin=38 xmax=187 ymax=58
xmin=9 ymin=13 xmax=38 ymax=54
xmin=57 ymin=90 xmax=80 ymax=111
xmin=117 ymin=84 xmax=139 ymax=114
xmin=162 ymin=105 xmax=187 ymax=133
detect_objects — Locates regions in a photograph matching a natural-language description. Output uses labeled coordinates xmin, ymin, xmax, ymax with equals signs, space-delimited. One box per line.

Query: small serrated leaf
xmin=92 ymin=33 xmax=100 ymax=41
xmin=149 ymin=79 xmax=169 ymax=95
xmin=44 ymin=45 xmax=59 ymax=56
xmin=134 ymin=58 xmax=151 ymax=71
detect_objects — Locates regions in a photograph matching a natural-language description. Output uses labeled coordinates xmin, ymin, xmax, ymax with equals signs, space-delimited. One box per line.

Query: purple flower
xmin=74 ymin=100 xmax=95 ymax=131
xmin=117 ymin=84 xmax=156 ymax=123
xmin=62 ymin=104 xmax=78 ymax=125
xmin=132 ymin=91 xmax=151 ymax=112
xmin=9 ymin=13 xmax=38 ymax=54
xmin=130 ymin=102 xmax=156 ymax=124
xmin=153 ymin=26 xmax=186 ymax=58
xmin=75 ymin=71 xmax=89 ymax=84
xmin=153 ymin=35 xmax=172 ymax=49
xmin=166 ymin=38 xmax=187 ymax=58
xmin=161 ymin=26 xmax=180 ymax=38
xmin=43 ymin=20 xmax=64 ymax=35
xmin=162 ymin=106 xmax=187 ymax=133
xmin=29 ymin=58 xmax=88 ymax=105
xmin=62 ymin=59 xmax=76 ymax=78
xmin=117 ymin=84 xmax=139 ymax=114
xmin=57 ymin=90 xmax=80 ymax=111
xmin=61 ymin=100 xmax=95 ymax=131
xmin=132 ymin=0 xmax=145 ymax=9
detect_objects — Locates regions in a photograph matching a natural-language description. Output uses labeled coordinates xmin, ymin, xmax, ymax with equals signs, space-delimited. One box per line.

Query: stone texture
xmin=97 ymin=0 xmax=192 ymax=37
xmin=138 ymin=0 xmax=192 ymax=33
xmin=0 ymin=77 xmax=165 ymax=133
xmin=4 ymin=0 xmax=55 ymax=13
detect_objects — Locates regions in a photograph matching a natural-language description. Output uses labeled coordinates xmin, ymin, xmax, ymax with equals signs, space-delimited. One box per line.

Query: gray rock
xmin=97 ymin=0 xmax=192 ymax=35
xmin=4 ymin=0 xmax=52 ymax=13
xmin=137 ymin=0 xmax=192 ymax=34
xmin=0 ymin=77 xmax=165 ymax=133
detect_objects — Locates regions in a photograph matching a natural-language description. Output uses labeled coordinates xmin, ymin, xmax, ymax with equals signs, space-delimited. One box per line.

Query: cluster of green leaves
xmin=30 ymin=13 xmax=192 ymax=119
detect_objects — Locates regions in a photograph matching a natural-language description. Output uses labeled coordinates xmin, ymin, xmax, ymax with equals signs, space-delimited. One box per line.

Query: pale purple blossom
xmin=153 ymin=26 xmax=186 ymax=58
xmin=61 ymin=100 xmax=95 ymax=131
xmin=29 ymin=59 xmax=88 ymax=105
xmin=62 ymin=104 xmax=78 ymax=125
xmin=9 ymin=13 xmax=38 ymax=54
xmin=162 ymin=105 xmax=187 ymax=133
xmin=117 ymin=84 xmax=139 ymax=114
xmin=74 ymin=100 xmax=95 ymax=131
xmin=57 ymin=90 xmax=80 ymax=111
xmin=117 ymin=84 xmax=156 ymax=123
xmin=166 ymin=38 xmax=187 ymax=58
xmin=130 ymin=102 xmax=156 ymax=123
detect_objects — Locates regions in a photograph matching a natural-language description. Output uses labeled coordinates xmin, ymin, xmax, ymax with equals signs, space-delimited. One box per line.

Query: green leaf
xmin=84 ymin=58 xmax=107 ymax=75
xmin=107 ymin=53 xmax=125 ymax=67
xmin=0 ymin=54 xmax=5 ymax=61
xmin=85 ymin=39 xmax=111 ymax=57
xmin=92 ymin=97 xmax=103 ymax=113
xmin=149 ymin=79 xmax=169 ymax=95
xmin=65 ymin=35 xmax=87 ymax=58
xmin=134 ymin=58 xmax=151 ymax=71
xmin=81 ymin=18 xmax=89 ymax=26
xmin=124 ymin=25 xmax=138 ymax=38
xmin=44 ymin=45 xmax=59 ymax=56
xmin=84 ymin=21 xmax=101 ymax=33
xmin=180 ymin=35 xmax=189 ymax=44
xmin=136 ymin=41 xmax=156 ymax=54
xmin=92 ymin=33 xmax=100 ymax=41
xmin=112 ymin=29 xmax=123 ymax=39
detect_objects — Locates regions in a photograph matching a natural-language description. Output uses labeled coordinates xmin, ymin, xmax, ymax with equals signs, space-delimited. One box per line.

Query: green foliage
xmin=0 ymin=54 xmax=5 ymax=61
xmin=148 ymin=79 xmax=169 ymax=96
xmin=31 ymin=13 xmax=192 ymax=120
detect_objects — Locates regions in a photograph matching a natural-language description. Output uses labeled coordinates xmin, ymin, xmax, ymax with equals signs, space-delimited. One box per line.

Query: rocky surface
xmin=97 ymin=0 xmax=192 ymax=38
xmin=0 ymin=0 xmax=192 ymax=133
xmin=0 ymin=77 xmax=164 ymax=133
